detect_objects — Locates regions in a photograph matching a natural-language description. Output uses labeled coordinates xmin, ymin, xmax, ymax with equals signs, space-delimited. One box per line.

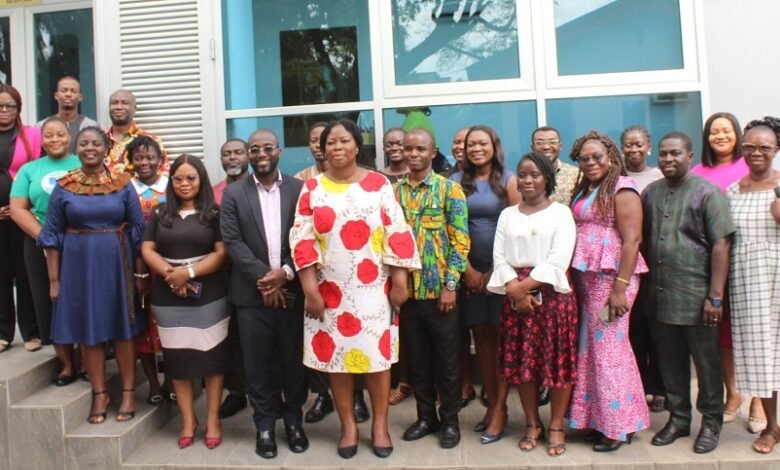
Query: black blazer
xmin=220 ymin=173 xmax=303 ymax=307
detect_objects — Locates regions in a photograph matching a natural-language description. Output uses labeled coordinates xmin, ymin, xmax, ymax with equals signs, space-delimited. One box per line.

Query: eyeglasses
xmin=533 ymin=139 xmax=560 ymax=147
xmin=576 ymin=153 xmax=605 ymax=164
xmin=171 ymin=175 xmax=199 ymax=184
xmin=741 ymin=144 xmax=778 ymax=155
xmin=0 ymin=103 xmax=18 ymax=111
xmin=248 ymin=145 xmax=279 ymax=156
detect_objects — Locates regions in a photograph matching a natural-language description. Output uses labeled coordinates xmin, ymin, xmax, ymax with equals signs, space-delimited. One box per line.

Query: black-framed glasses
xmin=741 ymin=144 xmax=778 ymax=155
xmin=576 ymin=153 xmax=605 ymax=164
xmin=533 ymin=139 xmax=560 ymax=147
xmin=248 ymin=145 xmax=279 ymax=156
xmin=0 ymin=103 xmax=18 ymax=111
xmin=171 ymin=175 xmax=199 ymax=184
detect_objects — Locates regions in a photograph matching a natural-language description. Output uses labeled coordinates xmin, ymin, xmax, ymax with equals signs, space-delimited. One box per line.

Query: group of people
xmin=1 ymin=74 xmax=779 ymax=460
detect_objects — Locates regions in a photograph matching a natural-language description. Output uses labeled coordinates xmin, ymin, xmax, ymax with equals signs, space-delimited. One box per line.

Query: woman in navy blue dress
xmin=39 ymin=127 xmax=146 ymax=424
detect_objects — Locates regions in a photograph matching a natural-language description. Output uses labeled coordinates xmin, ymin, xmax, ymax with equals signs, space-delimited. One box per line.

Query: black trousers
xmin=237 ymin=304 xmax=306 ymax=431
xmin=629 ymin=283 xmax=665 ymax=396
xmin=400 ymin=299 xmax=460 ymax=426
xmin=651 ymin=319 xmax=723 ymax=432
xmin=23 ymin=236 xmax=53 ymax=344
xmin=0 ymin=221 xmax=37 ymax=343
xmin=222 ymin=307 xmax=247 ymax=395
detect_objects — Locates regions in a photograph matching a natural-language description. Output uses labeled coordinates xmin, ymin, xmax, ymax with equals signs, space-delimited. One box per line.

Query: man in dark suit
xmin=220 ymin=129 xmax=307 ymax=459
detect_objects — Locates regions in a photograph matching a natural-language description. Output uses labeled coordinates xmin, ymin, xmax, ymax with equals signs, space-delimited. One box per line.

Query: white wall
xmin=702 ymin=0 xmax=780 ymax=125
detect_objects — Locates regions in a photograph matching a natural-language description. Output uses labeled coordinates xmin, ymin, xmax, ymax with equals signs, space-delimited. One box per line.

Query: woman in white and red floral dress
xmin=290 ymin=120 xmax=420 ymax=459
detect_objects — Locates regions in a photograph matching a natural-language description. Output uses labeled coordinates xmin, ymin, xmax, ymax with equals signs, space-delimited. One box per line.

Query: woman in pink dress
xmin=567 ymin=131 xmax=650 ymax=452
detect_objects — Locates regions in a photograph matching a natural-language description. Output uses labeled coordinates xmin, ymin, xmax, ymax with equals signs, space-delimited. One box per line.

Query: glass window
xmin=226 ymin=111 xmax=375 ymax=175
xmin=33 ymin=9 xmax=96 ymax=121
xmin=0 ymin=17 xmax=9 ymax=84
xmin=383 ymin=101 xmax=537 ymax=171
xmin=222 ymin=0 xmax=372 ymax=110
xmin=392 ymin=0 xmax=520 ymax=85
xmin=554 ymin=0 xmax=683 ymax=75
xmin=546 ymin=92 xmax=702 ymax=166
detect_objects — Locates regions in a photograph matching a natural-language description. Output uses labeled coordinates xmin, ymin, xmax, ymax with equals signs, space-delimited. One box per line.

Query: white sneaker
xmin=24 ymin=339 xmax=42 ymax=352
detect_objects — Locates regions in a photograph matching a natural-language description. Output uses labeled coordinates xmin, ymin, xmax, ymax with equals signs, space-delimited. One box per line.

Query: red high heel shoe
xmin=205 ymin=423 xmax=222 ymax=449
xmin=178 ymin=420 xmax=198 ymax=449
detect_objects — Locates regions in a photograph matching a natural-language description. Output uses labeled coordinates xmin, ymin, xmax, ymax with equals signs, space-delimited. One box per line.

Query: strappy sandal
xmin=650 ymin=395 xmax=666 ymax=413
xmin=87 ymin=390 xmax=110 ymax=424
xmin=753 ymin=428 xmax=780 ymax=454
xmin=518 ymin=424 xmax=544 ymax=452
xmin=547 ymin=428 xmax=567 ymax=457
xmin=116 ymin=388 xmax=136 ymax=422
xmin=389 ymin=383 xmax=412 ymax=406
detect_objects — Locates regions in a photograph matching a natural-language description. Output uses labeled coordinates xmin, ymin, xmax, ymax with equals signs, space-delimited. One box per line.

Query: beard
xmin=225 ymin=166 xmax=244 ymax=176
xmin=251 ymin=159 xmax=278 ymax=176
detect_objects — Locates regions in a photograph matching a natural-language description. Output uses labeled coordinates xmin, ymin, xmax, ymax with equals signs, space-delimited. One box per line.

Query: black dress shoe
xmin=693 ymin=427 xmax=719 ymax=454
xmin=285 ymin=424 xmax=309 ymax=453
xmin=473 ymin=420 xmax=489 ymax=432
xmin=53 ymin=374 xmax=78 ymax=387
xmin=652 ymin=421 xmax=690 ymax=446
xmin=440 ymin=424 xmax=461 ymax=449
xmin=354 ymin=391 xmax=369 ymax=423
xmin=538 ymin=386 xmax=550 ymax=406
xmin=219 ymin=393 xmax=247 ymax=419
xmin=256 ymin=430 xmax=277 ymax=459
xmin=305 ymin=393 xmax=334 ymax=423
xmin=593 ymin=434 xmax=632 ymax=452
xmin=402 ymin=419 xmax=441 ymax=441
xmin=460 ymin=389 xmax=476 ymax=409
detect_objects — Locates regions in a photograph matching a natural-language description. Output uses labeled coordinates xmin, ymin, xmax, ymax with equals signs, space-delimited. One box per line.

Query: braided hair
xmin=743 ymin=116 xmax=780 ymax=145
xmin=569 ymin=130 xmax=626 ymax=217
xmin=460 ymin=125 xmax=508 ymax=203
xmin=620 ymin=125 xmax=650 ymax=146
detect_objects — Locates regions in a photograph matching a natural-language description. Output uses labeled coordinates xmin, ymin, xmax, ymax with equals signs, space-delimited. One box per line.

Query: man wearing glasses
xmin=220 ymin=130 xmax=308 ymax=458
xmin=531 ymin=126 xmax=579 ymax=205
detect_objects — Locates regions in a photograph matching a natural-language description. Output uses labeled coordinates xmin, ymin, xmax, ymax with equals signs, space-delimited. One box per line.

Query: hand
xmin=512 ymin=293 xmax=541 ymax=313
xmin=437 ymin=288 xmax=457 ymax=313
xmin=772 ymin=198 xmax=780 ymax=225
xmin=257 ymin=269 xmax=287 ymax=295
xmin=135 ymin=277 xmax=151 ymax=298
xmin=164 ymin=267 xmax=190 ymax=290
xmin=173 ymin=284 xmax=189 ymax=298
xmin=262 ymin=289 xmax=285 ymax=309
xmin=702 ymin=298 xmax=723 ymax=327
xmin=304 ymin=292 xmax=325 ymax=321
xmin=480 ymin=271 xmax=493 ymax=295
xmin=608 ymin=289 xmax=629 ymax=319
xmin=504 ymin=279 xmax=528 ymax=306
xmin=49 ymin=279 xmax=59 ymax=303
xmin=389 ymin=283 xmax=408 ymax=314
xmin=463 ymin=265 xmax=483 ymax=293
xmin=0 ymin=205 xmax=10 ymax=220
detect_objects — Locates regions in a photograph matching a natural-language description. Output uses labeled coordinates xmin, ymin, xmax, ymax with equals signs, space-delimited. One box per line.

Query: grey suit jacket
xmin=220 ymin=173 xmax=303 ymax=307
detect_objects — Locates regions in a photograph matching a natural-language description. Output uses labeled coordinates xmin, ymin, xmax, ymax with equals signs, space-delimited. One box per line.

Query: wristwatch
xmin=445 ymin=280 xmax=458 ymax=291
xmin=708 ymin=296 xmax=722 ymax=308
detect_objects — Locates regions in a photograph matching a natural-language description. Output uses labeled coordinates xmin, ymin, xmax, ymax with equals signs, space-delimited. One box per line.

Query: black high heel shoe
xmin=593 ymin=433 xmax=633 ymax=452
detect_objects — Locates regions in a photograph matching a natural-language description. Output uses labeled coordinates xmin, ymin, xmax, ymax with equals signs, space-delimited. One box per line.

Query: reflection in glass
xmin=392 ymin=0 xmax=520 ymax=85
xmin=383 ymin=100 xmax=536 ymax=171
xmin=0 ymin=18 xmax=9 ymax=84
xmin=227 ymin=111 xmax=376 ymax=175
xmin=554 ymin=0 xmax=683 ymax=76
xmin=34 ymin=9 xmax=96 ymax=120
xmin=546 ymin=92 xmax=702 ymax=166
xmin=222 ymin=0 xmax=372 ymax=110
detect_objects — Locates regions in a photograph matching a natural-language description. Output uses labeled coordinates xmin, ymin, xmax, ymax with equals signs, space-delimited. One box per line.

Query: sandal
xmin=389 ymin=383 xmax=412 ymax=406
xmin=650 ymin=395 xmax=666 ymax=413
xmin=547 ymin=428 xmax=567 ymax=457
xmin=753 ymin=428 xmax=780 ymax=454
xmin=518 ymin=424 xmax=544 ymax=452
xmin=116 ymin=388 xmax=136 ymax=422
xmin=87 ymin=390 xmax=110 ymax=424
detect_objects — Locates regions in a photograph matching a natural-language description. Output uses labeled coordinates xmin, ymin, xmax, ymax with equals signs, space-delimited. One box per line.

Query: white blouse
xmin=486 ymin=201 xmax=576 ymax=294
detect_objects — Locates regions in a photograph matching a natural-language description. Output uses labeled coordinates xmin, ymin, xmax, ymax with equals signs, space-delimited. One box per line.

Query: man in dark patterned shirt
xmin=641 ymin=132 xmax=735 ymax=454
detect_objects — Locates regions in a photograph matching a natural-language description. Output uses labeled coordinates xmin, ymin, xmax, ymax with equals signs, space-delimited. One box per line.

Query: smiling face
xmin=247 ymin=131 xmax=280 ymax=177
xmin=465 ymin=130 xmax=495 ymax=168
xmin=451 ymin=128 xmax=468 ymax=165
xmin=383 ymin=129 xmax=405 ymax=164
xmin=76 ymin=129 xmax=107 ymax=171
xmin=308 ymin=126 xmax=325 ymax=162
xmin=403 ymin=131 xmax=435 ymax=175
xmin=707 ymin=117 xmax=737 ymax=159
xmin=171 ymin=162 xmax=201 ymax=203
xmin=622 ymin=130 xmax=651 ymax=170
xmin=741 ymin=127 xmax=778 ymax=176
xmin=131 ymin=145 xmax=162 ymax=183
xmin=531 ymin=129 xmax=562 ymax=163
xmin=220 ymin=140 xmax=248 ymax=177
xmin=576 ymin=139 xmax=611 ymax=183
xmin=658 ymin=137 xmax=693 ymax=182
xmin=109 ymin=90 xmax=136 ymax=127
xmin=324 ymin=124 xmax=359 ymax=170
xmin=41 ymin=120 xmax=70 ymax=158
xmin=0 ymin=91 xmax=18 ymax=129
xmin=516 ymin=158 xmax=547 ymax=201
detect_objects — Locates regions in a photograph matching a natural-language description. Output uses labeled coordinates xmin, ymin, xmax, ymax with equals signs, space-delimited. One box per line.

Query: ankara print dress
xmin=290 ymin=171 xmax=420 ymax=373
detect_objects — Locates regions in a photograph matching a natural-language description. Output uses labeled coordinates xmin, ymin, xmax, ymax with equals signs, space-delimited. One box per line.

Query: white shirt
xmin=487 ymin=202 xmax=576 ymax=294
xmin=254 ymin=172 xmax=283 ymax=270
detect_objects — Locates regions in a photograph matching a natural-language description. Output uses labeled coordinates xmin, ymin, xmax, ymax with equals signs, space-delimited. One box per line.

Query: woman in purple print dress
xmin=566 ymin=131 xmax=649 ymax=452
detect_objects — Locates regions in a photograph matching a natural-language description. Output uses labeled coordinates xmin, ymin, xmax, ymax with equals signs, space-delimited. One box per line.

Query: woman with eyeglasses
xmin=0 ymin=83 xmax=41 ymax=353
xmin=10 ymin=117 xmax=80 ymax=383
xmin=566 ymin=131 xmax=649 ymax=452
xmin=726 ymin=116 xmax=780 ymax=453
xmin=141 ymin=154 xmax=229 ymax=449
xmin=692 ymin=112 xmax=765 ymax=433
xmin=37 ymin=126 xmax=147 ymax=424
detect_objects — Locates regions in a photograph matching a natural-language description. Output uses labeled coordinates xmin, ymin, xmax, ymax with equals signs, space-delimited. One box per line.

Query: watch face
xmin=446 ymin=281 xmax=457 ymax=291
xmin=710 ymin=298 xmax=722 ymax=307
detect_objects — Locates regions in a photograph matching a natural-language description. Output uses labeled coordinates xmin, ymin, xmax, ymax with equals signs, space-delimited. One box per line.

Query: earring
xmin=647 ymin=151 xmax=651 ymax=156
